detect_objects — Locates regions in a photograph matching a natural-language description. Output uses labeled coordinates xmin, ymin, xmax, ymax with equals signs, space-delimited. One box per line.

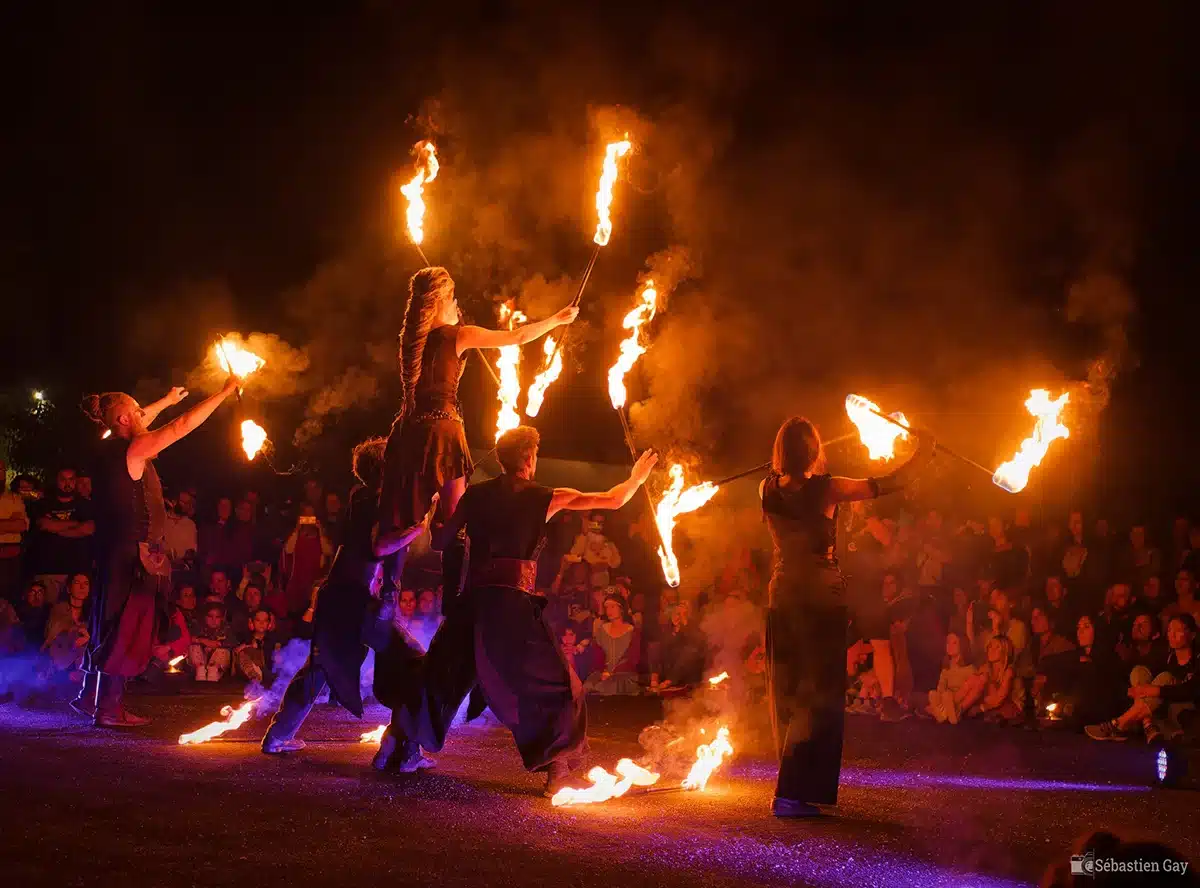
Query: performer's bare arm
xmin=127 ymin=379 xmax=239 ymax=469
xmin=455 ymin=305 xmax=579 ymax=355
xmin=372 ymin=494 xmax=440 ymax=558
xmin=826 ymin=430 xmax=936 ymax=505
xmin=546 ymin=451 xmax=658 ymax=521
xmin=141 ymin=387 xmax=189 ymax=427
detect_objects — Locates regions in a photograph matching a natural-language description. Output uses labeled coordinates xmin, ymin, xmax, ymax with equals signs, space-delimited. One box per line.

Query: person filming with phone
xmin=279 ymin=505 xmax=333 ymax=623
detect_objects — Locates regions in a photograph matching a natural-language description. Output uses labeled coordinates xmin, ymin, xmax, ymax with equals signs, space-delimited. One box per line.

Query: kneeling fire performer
xmin=375 ymin=426 xmax=656 ymax=795
xmin=260 ymin=437 xmax=433 ymax=755
xmin=762 ymin=417 xmax=935 ymax=817
xmin=79 ymin=380 xmax=239 ymax=726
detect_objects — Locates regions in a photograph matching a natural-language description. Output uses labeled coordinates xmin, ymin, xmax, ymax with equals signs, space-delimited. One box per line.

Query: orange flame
xmin=681 ymin=726 xmax=734 ymax=791
xmin=607 ymin=281 xmax=658 ymax=409
xmin=550 ymin=758 xmax=660 ymax=807
xmin=655 ymin=464 xmax=720 ymax=588
xmin=524 ymin=335 xmax=564 ymax=418
xmin=167 ymin=655 xmax=186 ymax=667
xmin=101 ymin=428 xmax=112 ymax=439
xmin=593 ymin=138 xmax=631 ymax=247
xmin=178 ymin=698 xmax=259 ymax=745
xmin=240 ymin=420 xmax=268 ymax=461
xmin=707 ymin=672 xmax=730 ymax=687
xmin=845 ymin=393 xmax=910 ymax=461
xmin=400 ymin=140 xmax=439 ymax=245
xmin=494 ymin=302 xmax=528 ymax=441
xmin=991 ymin=389 xmax=1070 ymax=493
xmin=214 ymin=337 xmax=265 ymax=379
xmin=360 ymin=725 xmax=387 ymax=744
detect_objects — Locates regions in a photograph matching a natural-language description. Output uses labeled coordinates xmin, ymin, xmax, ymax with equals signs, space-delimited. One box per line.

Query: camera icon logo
xmin=1070 ymin=851 xmax=1096 ymax=876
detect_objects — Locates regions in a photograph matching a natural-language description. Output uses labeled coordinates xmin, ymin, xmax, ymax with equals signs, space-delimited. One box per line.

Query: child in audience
xmin=188 ymin=602 xmax=232 ymax=682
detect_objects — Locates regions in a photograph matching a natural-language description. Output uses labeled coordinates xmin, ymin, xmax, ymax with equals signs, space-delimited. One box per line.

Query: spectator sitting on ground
xmin=1139 ymin=574 xmax=1167 ymax=621
xmin=415 ymin=587 xmax=441 ymax=627
xmin=151 ymin=582 xmax=195 ymax=671
xmin=967 ymin=587 xmax=1029 ymax=667
xmin=650 ymin=602 xmax=705 ymax=695
xmin=1028 ymin=604 xmax=1075 ymax=710
xmin=41 ymin=572 xmax=90 ymax=679
xmin=234 ymin=608 xmax=280 ymax=683
xmin=1042 ymin=574 xmax=1076 ymax=637
xmin=1117 ymin=609 xmax=1168 ymax=673
xmin=1160 ymin=567 xmax=1200 ymax=634
xmin=560 ymin=625 xmax=591 ymax=681
xmin=845 ymin=639 xmax=881 ymax=714
xmin=1086 ymin=613 xmax=1197 ymax=744
xmin=926 ymin=631 xmax=976 ymax=724
xmin=960 ymin=635 xmax=1023 ymax=723
xmin=228 ymin=576 xmax=266 ymax=632
xmin=583 ymin=594 xmax=641 ymax=696
xmin=205 ymin=568 xmax=232 ymax=605
xmin=1048 ymin=614 xmax=1125 ymax=730
xmin=1098 ymin=579 xmax=1136 ymax=649
xmin=17 ymin=579 xmax=50 ymax=650
xmin=188 ymin=602 xmax=233 ymax=682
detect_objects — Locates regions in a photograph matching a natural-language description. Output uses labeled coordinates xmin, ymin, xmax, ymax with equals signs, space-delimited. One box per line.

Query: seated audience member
xmin=1118 ymin=609 xmax=1168 ymax=673
xmin=959 ymin=635 xmax=1024 ymax=723
xmin=205 ymin=568 xmax=233 ymax=606
xmin=1160 ymin=567 xmax=1200 ymax=634
xmin=42 ymin=573 xmax=91 ymax=677
xmin=234 ymin=608 xmax=280 ymax=683
xmin=560 ymin=625 xmax=592 ymax=682
xmin=1028 ymin=604 xmax=1076 ymax=710
xmin=1042 ymin=574 xmax=1076 ymax=636
xmin=1098 ymin=579 xmax=1136 ymax=649
xmin=228 ymin=577 xmax=266 ymax=633
xmin=548 ymin=560 xmax=592 ymax=626
xmin=17 ymin=579 xmax=50 ymax=650
xmin=188 ymin=602 xmax=233 ymax=682
xmin=415 ymin=587 xmax=441 ymax=628
xmin=946 ymin=585 xmax=970 ymax=639
xmin=1139 ymin=574 xmax=1167 ymax=621
xmin=855 ymin=570 xmax=918 ymax=722
xmin=1045 ymin=615 xmax=1124 ymax=729
xmin=151 ymin=583 xmax=195 ymax=670
xmin=926 ymin=631 xmax=977 ymax=724
xmin=967 ymin=587 xmax=1029 ymax=667
xmin=1086 ymin=613 xmax=1197 ymax=744
xmin=845 ymin=639 xmax=882 ymax=714
xmin=650 ymin=602 xmax=705 ymax=694
xmin=583 ymin=594 xmax=641 ymax=696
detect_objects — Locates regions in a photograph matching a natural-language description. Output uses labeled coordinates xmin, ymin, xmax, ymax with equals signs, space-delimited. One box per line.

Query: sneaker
xmin=95 ymin=708 xmax=152 ymax=728
xmin=544 ymin=761 xmax=573 ymax=798
xmin=397 ymin=747 xmax=437 ymax=773
xmin=1143 ymin=721 xmax=1163 ymax=746
xmin=879 ymin=697 xmax=911 ymax=723
xmin=772 ymin=797 xmax=822 ymax=818
xmin=1084 ymin=720 xmax=1128 ymax=742
xmin=262 ymin=737 xmax=307 ymax=755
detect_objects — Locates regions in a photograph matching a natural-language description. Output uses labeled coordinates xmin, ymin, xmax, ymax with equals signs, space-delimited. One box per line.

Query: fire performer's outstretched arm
xmin=827 ymin=430 xmax=937 ymax=504
xmin=127 ymin=378 xmax=240 ymax=466
xmin=139 ymin=386 xmax=190 ymax=427
xmin=372 ymin=494 xmax=441 ymax=559
xmin=455 ymin=304 xmax=579 ymax=355
xmin=546 ymin=450 xmax=658 ymax=520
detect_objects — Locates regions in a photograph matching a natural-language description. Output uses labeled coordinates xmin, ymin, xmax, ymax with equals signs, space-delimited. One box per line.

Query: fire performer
xmin=260 ymin=438 xmax=434 ymax=754
xmin=79 ymin=380 xmax=238 ymax=726
xmin=378 ymin=267 xmax=578 ymax=555
xmin=762 ymin=416 xmax=935 ymax=817
xmin=375 ymin=426 xmax=657 ymax=795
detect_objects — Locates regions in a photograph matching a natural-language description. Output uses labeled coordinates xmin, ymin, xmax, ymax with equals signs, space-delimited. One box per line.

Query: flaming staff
xmin=845 ymin=393 xmax=996 ymax=479
xmin=399 ymin=140 xmax=439 ymax=265
xmin=992 ymin=389 xmax=1070 ymax=493
xmin=655 ymin=464 xmax=720 ymax=588
xmin=707 ymin=672 xmax=730 ymax=687
xmin=360 ymin=725 xmax=387 ymax=744
xmin=523 ymin=335 xmax=563 ymax=418
xmin=494 ymin=302 xmax=528 ymax=441
xmin=178 ymin=698 xmax=260 ymax=745
xmin=681 ymin=726 xmax=734 ymax=791
xmin=845 ymin=394 xmax=910 ymax=461
xmin=241 ymin=419 xmax=269 ymax=461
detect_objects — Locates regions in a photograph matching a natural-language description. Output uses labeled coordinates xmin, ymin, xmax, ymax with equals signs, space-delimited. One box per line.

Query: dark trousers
xmin=264 ymin=664 xmax=330 ymax=742
xmin=394 ymin=586 xmax=587 ymax=772
xmin=767 ymin=601 xmax=848 ymax=805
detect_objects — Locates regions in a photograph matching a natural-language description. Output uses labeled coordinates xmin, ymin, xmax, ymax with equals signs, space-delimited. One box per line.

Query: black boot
xmin=70 ymin=671 xmax=98 ymax=718
xmin=94 ymin=673 xmax=151 ymax=727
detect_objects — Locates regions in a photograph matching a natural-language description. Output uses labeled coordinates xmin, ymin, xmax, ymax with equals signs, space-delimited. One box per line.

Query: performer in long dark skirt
xmin=79 ymin=380 xmax=238 ymax=726
xmin=378 ymin=267 xmax=578 ymax=555
xmin=260 ymin=438 xmax=433 ymax=754
xmin=762 ymin=416 xmax=935 ymax=817
xmin=375 ymin=426 xmax=656 ymax=795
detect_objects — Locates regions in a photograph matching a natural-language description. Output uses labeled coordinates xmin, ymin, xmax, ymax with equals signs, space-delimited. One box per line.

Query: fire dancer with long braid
xmin=762 ymin=416 xmax=935 ymax=817
xmin=374 ymin=426 xmax=657 ymax=796
xmin=260 ymin=437 xmax=435 ymax=755
xmin=378 ymin=267 xmax=577 ymax=558
xmin=78 ymin=380 xmax=238 ymax=726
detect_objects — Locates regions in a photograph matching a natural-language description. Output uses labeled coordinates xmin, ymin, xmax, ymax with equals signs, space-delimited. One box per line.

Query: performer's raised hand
xmin=221 ymin=376 xmax=241 ymax=396
xmin=630 ymin=449 xmax=658 ymax=486
xmin=552 ymin=304 xmax=580 ymax=327
xmin=164 ymin=386 xmax=189 ymax=406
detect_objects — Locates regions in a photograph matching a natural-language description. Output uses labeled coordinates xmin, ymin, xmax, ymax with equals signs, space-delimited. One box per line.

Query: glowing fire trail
xmin=551 ymin=758 xmax=660 ymax=807
xmin=524 ymin=335 xmax=563 ymax=418
xmin=494 ymin=303 xmax=528 ymax=441
xmin=399 ymin=140 xmax=439 ymax=261
xmin=707 ymin=672 xmax=730 ymax=687
xmin=845 ymin=394 xmax=910 ymax=461
xmin=991 ymin=389 xmax=1070 ymax=493
xmin=656 ymin=465 xmax=720 ymax=588
xmin=607 ymin=281 xmax=658 ymax=411
xmin=360 ymin=725 xmax=387 ymax=744
xmin=178 ymin=698 xmax=260 ymax=745
xmin=241 ymin=420 xmax=269 ymax=461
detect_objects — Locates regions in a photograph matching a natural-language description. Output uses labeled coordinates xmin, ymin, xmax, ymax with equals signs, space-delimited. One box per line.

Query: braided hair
xmin=81 ymin=392 xmax=131 ymax=432
xmin=398 ymin=267 xmax=454 ymax=419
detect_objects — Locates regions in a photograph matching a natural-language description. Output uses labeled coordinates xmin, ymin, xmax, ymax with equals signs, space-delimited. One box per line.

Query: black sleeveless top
xmin=413 ymin=325 xmax=467 ymax=415
xmin=455 ymin=476 xmax=554 ymax=562
xmin=762 ymin=473 xmax=838 ymax=566
xmin=94 ymin=436 xmax=167 ymax=550
xmin=324 ymin=485 xmax=381 ymax=589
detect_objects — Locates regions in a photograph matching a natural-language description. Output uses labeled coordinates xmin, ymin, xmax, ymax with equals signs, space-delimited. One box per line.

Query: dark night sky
xmin=2 ymin=2 xmax=1197 ymax=518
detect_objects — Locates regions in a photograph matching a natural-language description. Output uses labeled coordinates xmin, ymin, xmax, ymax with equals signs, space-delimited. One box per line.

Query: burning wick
xmin=493 ymin=302 xmax=527 ymax=441
xmin=593 ymin=137 xmax=632 ymax=247
xmin=240 ymin=420 xmax=269 ymax=461
xmin=524 ymin=335 xmax=563 ymax=418
xmin=400 ymin=140 xmax=439 ymax=246
xmin=655 ymin=465 xmax=720 ymax=588
xmin=681 ymin=726 xmax=734 ymax=791
xmin=178 ymin=698 xmax=260 ymax=745
xmin=551 ymin=759 xmax=661 ymax=807
xmin=360 ymin=725 xmax=387 ymax=744
xmin=214 ymin=337 xmax=265 ymax=380
xmin=606 ymin=280 xmax=658 ymax=411
xmin=991 ymin=389 xmax=1070 ymax=494
xmin=707 ymin=672 xmax=730 ymax=687
xmin=845 ymin=394 xmax=910 ymax=461
xmin=167 ymin=655 xmax=186 ymax=667
xmin=101 ymin=428 xmax=112 ymax=439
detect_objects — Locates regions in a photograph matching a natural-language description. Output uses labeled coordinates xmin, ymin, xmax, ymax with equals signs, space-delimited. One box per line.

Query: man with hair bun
xmin=78 ymin=380 xmax=237 ymax=726
xmin=375 ymin=425 xmax=657 ymax=796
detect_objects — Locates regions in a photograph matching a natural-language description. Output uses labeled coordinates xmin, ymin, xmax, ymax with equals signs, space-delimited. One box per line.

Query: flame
xmin=655 ymin=464 xmax=720 ymax=588
xmin=360 ymin=725 xmax=387 ymax=744
xmin=707 ymin=671 xmax=730 ymax=687
xmin=1045 ymin=702 xmax=1058 ymax=713
xmin=101 ymin=429 xmax=112 ymax=439
xmin=168 ymin=655 xmax=186 ymax=667
xmin=215 ymin=338 xmax=265 ymax=379
xmin=551 ymin=758 xmax=660 ymax=807
xmin=494 ymin=302 xmax=528 ymax=441
xmin=178 ymin=698 xmax=259 ymax=745
xmin=241 ymin=420 xmax=268 ymax=461
xmin=991 ymin=389 xmax=1070 ymax=493
xmin=607 ymin=281 xmax=658 ymax=409
xmin=593 ymin=138 xmax=632 ymax=247
xmin=524 ymin=335 xmax=564 ymax=418
xmin=845 ymin=393 xmax=911 ymax=461
xmin=681 ymin=726 xmax=734 ymax=791
xmin=399 ymin=140 xmax=439 ymax=245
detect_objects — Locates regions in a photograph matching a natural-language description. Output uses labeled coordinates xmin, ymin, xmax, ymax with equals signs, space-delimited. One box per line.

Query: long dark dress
xmin=386 ymin=475 xmax=588 ymax=773
xmin=88 ymin=437 xmax=169 ymax=677
xmin=761 ymin=472 xmax=848 ymax=805
xmin=379 ymin=325 xmax=474 ymax=534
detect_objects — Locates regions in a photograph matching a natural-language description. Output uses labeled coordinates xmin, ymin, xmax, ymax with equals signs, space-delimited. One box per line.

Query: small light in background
xmin=32 ymin=390 xmax=44 ymax=402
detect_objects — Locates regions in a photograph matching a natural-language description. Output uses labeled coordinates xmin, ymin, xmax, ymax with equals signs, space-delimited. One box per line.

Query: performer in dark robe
xmin=79 ymin=380 xmax=238 ymax=726
xmin=260 ymin=438 xmax=433 ymax=754
xmin=761 ymin=416 xmax=935 ymax=817
xmin=376 ymin=426 xmax=657 ymax=795
xmin=377 ymin=267 xmax=577 ymax=559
